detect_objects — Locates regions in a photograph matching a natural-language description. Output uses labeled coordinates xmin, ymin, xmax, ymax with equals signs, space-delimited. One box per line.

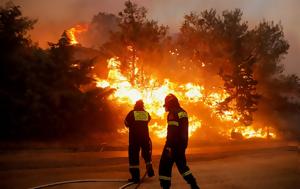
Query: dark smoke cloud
xmin=2 ymin=0 xmax=300 ymax=75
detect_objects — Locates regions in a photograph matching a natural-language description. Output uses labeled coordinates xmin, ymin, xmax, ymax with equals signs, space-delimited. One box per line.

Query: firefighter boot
xmin=185 ymin=174 xmax=200 ymax=189
xmin=128 ymin=168 xmax=140 ymax=183
xmin=160 ymin=181 xmax=170 ymax=189
xmin=146 ymin=164 xmax=155 ymax=177
xmin=190 ymin=183 xmax=200 ymax=189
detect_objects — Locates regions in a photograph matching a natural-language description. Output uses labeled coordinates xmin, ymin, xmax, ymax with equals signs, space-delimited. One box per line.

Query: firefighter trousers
xmin=128 ymin=139 xmax=152 ymax=179
xmin=159 ymin=145 xmax=197 ymax=188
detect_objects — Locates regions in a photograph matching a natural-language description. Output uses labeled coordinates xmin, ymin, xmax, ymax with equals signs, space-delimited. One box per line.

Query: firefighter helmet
xmin=164 ymin=94 xmax=179 ymax=110
xmin=134 ymin=99 xmax=144 ymax=110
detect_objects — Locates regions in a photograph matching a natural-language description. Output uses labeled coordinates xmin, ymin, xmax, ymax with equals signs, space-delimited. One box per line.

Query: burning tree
xmin=219 ymin=56 xmax=260 ymax=126
xmin=103 ymin=0 xmax=168 ymax=86
xmin=94 ymin=6 xmax=286 ymax=140
xmin=1 ymin=1 xmax=299 ymax=142
xmin=176 ymin=9 xmax=290 ymax=128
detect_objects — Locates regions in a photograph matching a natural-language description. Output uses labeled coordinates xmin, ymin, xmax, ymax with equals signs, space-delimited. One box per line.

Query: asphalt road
xmin=0 ymin=142 xmax=299 ymax=189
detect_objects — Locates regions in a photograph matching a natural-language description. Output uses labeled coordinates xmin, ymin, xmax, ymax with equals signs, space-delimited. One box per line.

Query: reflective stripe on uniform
xmin=129 ymin=165 xmax=139 ymax=169
xmin=182 ymin=170 xmax=192 ymax=177
xmin=178 ymin=111 xmax=188 ymax=119
xmin=133 ymin=111 xmax=149 ymax=121
xmin=168 ymin=121 xmax=179 ymax=126
xmin=159 ymin=175 xmax=171 ymax=180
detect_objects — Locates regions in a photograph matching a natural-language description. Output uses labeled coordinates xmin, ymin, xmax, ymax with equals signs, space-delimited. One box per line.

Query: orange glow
xmin=95 ymin=57 xmax=277 ymax=140
xmin=66 ymin=24 xmax=88 ymax=45
xmin=231 ymin=126 xmax=277 ymax=139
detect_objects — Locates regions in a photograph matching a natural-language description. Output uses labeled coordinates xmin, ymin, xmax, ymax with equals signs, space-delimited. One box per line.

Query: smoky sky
xmin=2 ymin=0 xmax=299 ymax=75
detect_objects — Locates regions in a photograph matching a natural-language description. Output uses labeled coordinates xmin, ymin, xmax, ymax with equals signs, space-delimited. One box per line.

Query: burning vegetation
xmin=94 ymin=56 xmax=277 ymax=140
xmin=66 ymin=24 xmax=88 ymax=45
xmin=1 ymin=1 xmax=299 ymax=143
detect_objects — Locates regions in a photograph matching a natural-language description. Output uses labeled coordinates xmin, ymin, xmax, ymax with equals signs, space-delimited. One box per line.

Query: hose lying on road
xmin=119 ymin=171 xmax=148 ymax=189
xmin=28 ymin=179 xmax=128 ymax=189
xmin=118 ymin=181 xmax=136 ymax=189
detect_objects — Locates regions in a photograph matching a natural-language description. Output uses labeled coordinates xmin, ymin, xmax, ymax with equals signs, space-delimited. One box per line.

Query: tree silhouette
xmin=0 ymin=3 xmax=115 ymax=141
xmin=0 ymin=1 xmax=299 ymax=141
xmin=103 ymin=0 xmax=168 ymax=86
xmin=177 ymin=9 xmax=291 ymax=126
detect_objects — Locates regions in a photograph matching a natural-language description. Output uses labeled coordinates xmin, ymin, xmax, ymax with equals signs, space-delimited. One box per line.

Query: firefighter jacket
xmin=124 ymin=110 xmax=151 ymax=144
xmin=166 ymin=107 xmax=189 ymax=148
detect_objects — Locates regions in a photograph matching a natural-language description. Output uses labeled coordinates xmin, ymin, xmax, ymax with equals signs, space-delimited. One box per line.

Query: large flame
xmin=95 ymin=57 xmax=277 ymax=140
xmin=64 ymin=22 xmax=278 ymax=141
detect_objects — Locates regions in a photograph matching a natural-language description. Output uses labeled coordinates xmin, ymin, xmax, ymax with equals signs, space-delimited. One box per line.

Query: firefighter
xmin=159 ymin=94 xmax=200 ymax=189
xmin=124 ymin=100 xmax=155 ymax=183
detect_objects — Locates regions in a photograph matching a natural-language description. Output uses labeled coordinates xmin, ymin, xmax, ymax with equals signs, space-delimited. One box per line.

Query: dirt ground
xmin=0 ymin=141 xmax=299 ymax=189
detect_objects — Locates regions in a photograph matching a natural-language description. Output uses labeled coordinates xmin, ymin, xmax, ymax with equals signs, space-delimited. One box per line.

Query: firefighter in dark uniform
xmin=124 ymin=100 xmax=155 ymax=183
xmin=159 ymin=94 xmax=200 ymax=189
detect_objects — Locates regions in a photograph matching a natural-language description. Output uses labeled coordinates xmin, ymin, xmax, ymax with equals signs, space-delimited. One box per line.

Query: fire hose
xmin=28 ymin=179 xmax=128 ymax=189
xmin=28 ymin=171 xmax=147 ymax=189
xmin=119 ymin=171 xmax=148 ymax=189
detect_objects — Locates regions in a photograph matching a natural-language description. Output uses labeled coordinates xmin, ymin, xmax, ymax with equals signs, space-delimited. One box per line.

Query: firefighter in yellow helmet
xmin=159 ymin=94 xmax=200 ymax=189
xmin=124 ymin=100 xmax=154 ymax=183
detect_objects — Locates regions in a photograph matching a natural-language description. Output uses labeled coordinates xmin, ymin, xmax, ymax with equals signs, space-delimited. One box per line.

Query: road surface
xmin=0 ymin=141 xmax=299 ymax=189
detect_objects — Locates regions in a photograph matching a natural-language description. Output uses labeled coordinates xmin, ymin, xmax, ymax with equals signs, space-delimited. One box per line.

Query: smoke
xmin=7 ymin=0 xmax=300 ymax=76
xmin=6 ymin=0 xmax=124 ymax=47
xmin=80 ymin=12 xmax=119 ymax=48
xmin=3 ymin=0 xmax=300 ymax=141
